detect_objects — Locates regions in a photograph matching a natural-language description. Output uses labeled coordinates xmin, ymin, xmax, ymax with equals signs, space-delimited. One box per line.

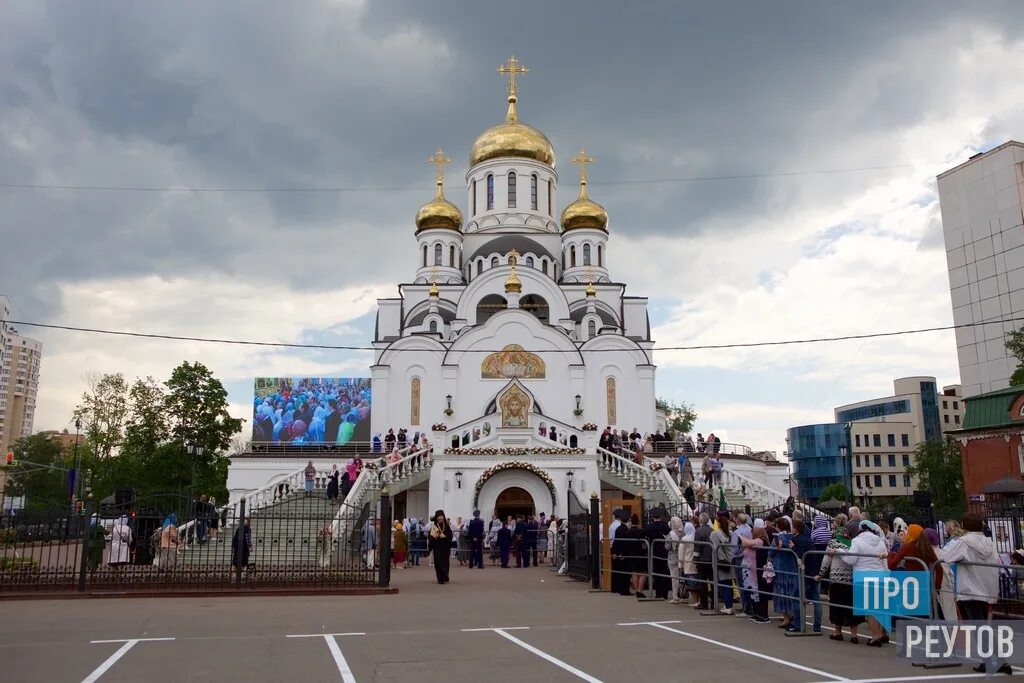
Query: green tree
xmin=4 ymin=433 xmax=70 ymax=506
xmin=905 ymin=438 xmax=966 ymax=520
xmin=1006 ymin=328 xmax=1024 ymax=386
xmin=72 ymin=373 xmax=129 ymax=457
xmin=656 ymin=398 xmax=698 ymax=436
xmin=818 ymin=482 xmax=852 ymax=503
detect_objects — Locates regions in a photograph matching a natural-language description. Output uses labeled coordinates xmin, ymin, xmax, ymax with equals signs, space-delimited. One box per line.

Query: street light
xmin=566 ymin=470 xmax=575 ymax=491
xmin=446 ymin=394 xmax=453 ymax=411
xmin=574 ymin=395 xmax=581 ymax=411
xmin=455 ymin=470 xmax=463 ymax=489
xmin=186 ymin=441 xmax=205 ymax=499
xmin=72 ymin=417 xmax=82 ymax=502
xmin=838 ymin=444 xmax=848 ymax=501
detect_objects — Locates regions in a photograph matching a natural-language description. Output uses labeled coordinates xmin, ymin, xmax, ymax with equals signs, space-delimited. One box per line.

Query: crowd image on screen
xmin=251 ymin=377 xmax=371 ymax=445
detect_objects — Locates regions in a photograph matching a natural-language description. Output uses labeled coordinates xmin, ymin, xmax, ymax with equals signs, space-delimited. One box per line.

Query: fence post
xmin=379 ymin=486 xmax=393 ymax=588
xmin=786 ymin=555 xmax=812 ymax=636
xmin=589 ymin=493 xmax=600 ymax=590
xmin=234 ymin=497 xmax=246 ymax=589
xmin=77 ymin=493 xmax=94 ymax=593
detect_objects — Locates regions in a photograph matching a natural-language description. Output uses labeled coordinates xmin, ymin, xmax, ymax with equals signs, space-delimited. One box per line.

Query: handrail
xmin=595 ymin=446 xmax=660 ymax=493
xmin=331 ymin=444 xmax=428 ymax=538
xmin=720 ymin=468 xmax=830 ymax=520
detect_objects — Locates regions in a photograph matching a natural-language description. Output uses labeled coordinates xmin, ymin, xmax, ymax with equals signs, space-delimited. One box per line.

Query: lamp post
xmin=838 ymin=444 xmax=848 ymax=502
xmin=72 ymin=417 xmax=82 ymax=502
xmin=186 ymin=441 xmax=205 ymax=501
xmin=574 ymin=395 xmax=581 ymax=413
xmin=566 ymin=469 xmax=575 ymax=492
xmin=446 ymin=395 xmax=453 ymax=412
xmin=455 ymin=470 xmax=463 ymax=489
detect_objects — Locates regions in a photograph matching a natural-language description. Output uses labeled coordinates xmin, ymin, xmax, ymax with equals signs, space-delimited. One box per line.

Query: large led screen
xmin=251 ymin=377 xmax=371 ymax=444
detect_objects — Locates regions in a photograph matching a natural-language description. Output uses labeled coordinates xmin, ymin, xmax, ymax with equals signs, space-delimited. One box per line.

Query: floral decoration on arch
xmin=471 ymin=460 xmax=558 ymax=510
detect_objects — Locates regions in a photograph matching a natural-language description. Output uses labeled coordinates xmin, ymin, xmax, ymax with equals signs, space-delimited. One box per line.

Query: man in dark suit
xmin=467 ymin=510 xmax=485 ymax=569
xmin=513 ymin=515 xmax=528 ymax=568
xmin=526 ymin=515 xmax=540 ymax=566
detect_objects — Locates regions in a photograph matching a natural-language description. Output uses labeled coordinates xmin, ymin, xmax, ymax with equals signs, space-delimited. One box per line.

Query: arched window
xmin=449 ymin=245 xmax=456 ymax=267
xmin=422 ymin=244 xmax=428 ymax=268
xmin=477 ymin=259 xmax=483 ymax=277
xmin=588 ymin=320 xmax=597 ymax=338
xmin=583 ymin=243 xmax=592 ymax=266
xmin=486 ymin=174 xmax=494 ymax=210
xmin=598 ymin=245 xmax=603 ymax=267
xmin=434 ymin=243 xmax=443 ymax=266
xmin=472 ymin=179 xmax=477 ymax=215
xmin=520 ymin=294 xmax=550 ymax=324
xmin=530 ymin=174 xmax=538 ymax=210
xmin=541 ymin=259 xmax=548 ymax=275
xmin=507 ymin=172 xmax=517 ymax=208
xmin=476 ymin=294 xmax=507 ymax=324
xmin=491 ymin=256 xmax=499 ymax=268
xmin=428 ymin=320 xmax=438 ymax=333
xmin=547 ymin=179 xmax=553 ymax=216
xmin=570 ymin=246 xmax=577 ymax=268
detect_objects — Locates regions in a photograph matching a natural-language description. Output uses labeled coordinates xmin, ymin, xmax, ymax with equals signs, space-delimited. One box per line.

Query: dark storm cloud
xmin=1 ymin=1 xmax=1023 ymax=319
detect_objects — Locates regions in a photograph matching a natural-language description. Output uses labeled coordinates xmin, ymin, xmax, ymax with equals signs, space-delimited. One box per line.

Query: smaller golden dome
xmin=505 ymin=268 xmax=522 ymax=294
xmin=561 ymin=148 xmax=608 ymax=231
xmin=416 ymin=149 xmax=462 ymax=232
xmin=585 ymin=281 xmax=597 ymax=297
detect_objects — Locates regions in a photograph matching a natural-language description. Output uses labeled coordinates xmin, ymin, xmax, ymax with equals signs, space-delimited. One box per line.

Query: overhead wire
xmin=4 ymin=315 xmax=1006 ymax=355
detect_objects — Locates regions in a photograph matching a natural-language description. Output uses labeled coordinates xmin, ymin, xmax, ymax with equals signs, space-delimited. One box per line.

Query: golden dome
xmin=504 ymin=269 xmax=522 ymax=294
xmin=416 ymin=149 xmax=462 ymax=232
xmin=470 ymin=108 xmax=555 ymax=167
xmin=561 ymin=148 xmax=608 ymax=231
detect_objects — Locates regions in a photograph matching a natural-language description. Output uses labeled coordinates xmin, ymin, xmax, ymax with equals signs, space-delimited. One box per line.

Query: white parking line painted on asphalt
xmin=286 ymin=632 xmax=366 ymax=638
xmin=82 ymin=641 xmax=136 ymax=683
xmin=634 ymin=622 xmax=850 ymax=682
xmin=323 ymin=635 xmax=358 ymax=683
xmin=803 ymin=674 xmax=988 ymax=683
xmin=90 ymin=638 xmax=175 ymax=644
xmin=488 ymin=628 xmax=604 ymax=683
xmin=461 ymin=626 xmax=530 ymax=632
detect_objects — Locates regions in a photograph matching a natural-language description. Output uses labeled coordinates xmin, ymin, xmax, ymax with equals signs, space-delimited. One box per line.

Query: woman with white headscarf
xmin=667 ymin=516 xmax=684 ymax=603
xmin=681 ymin=520 xmax=698 ymax=606
xmin=108 ymin=515 xmax=133 ymax=569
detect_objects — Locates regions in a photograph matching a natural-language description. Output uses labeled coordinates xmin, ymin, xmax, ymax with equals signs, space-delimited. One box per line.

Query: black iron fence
xmin=565 ymin=490 xmax=590 ymax=582
xmin=0 ymin=487 xmax=389 ymax=595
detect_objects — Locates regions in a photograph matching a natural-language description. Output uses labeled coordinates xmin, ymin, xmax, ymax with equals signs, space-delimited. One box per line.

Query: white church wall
xmin=622 ymin=298 xmax=649 ymax=339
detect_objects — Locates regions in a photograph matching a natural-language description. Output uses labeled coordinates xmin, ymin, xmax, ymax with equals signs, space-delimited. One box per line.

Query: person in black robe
xmin=428 ymin=510 xmax=454 ymax=584
xmin=610 ymin=509 xmax=632 ymax=595
xmin=526 ymin=515 xmax=540 ymax=566
xmin=512 ymin=515 xmax=527 ymax=567
xmin=325 ymin=465 xmax=340 ymax=504
xmin=644 ymin=508 xmax=672 ymax=599
xmin=628 ymin=514 xmax=648 ymax=596
xmin=467 ymin=510 xmax=485 ymax=569
xmin=231 ymin=518 xmax=252 ymax=571
xmin=498 ymin=523 xmax=512 ymax=568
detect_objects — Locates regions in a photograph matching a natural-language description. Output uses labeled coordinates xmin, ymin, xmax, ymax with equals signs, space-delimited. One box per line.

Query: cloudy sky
xmin=3 ymin=1 xmax=1024 ymax=454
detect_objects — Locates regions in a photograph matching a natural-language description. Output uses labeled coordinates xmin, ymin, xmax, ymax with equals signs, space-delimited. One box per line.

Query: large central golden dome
xmin=470 ymin=57 xmax=554 ymax=168
xmin=470 ymin=98 xmax=555 ymax=168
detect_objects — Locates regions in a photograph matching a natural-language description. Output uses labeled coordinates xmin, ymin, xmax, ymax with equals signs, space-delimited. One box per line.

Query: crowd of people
xmin=251 ymin=377 xmax=371 ymax=445
xmin=606 ymin=505 xmax=1013 ymax=673
xmin=361 ymin=510 xmax=570 ymax=583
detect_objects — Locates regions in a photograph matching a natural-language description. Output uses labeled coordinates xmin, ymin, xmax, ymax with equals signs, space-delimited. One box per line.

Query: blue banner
xmin=853 ymin=569 xmax=931 ymax=630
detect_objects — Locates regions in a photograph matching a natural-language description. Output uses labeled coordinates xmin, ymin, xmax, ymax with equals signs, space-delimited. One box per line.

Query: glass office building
xmin=787 ymin=423 xmax=852 ymax=501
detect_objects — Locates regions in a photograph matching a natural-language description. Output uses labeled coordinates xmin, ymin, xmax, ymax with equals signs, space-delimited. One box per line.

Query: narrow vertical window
xmin=583 ymin=243 xmax=591 ymax=266
xmin=547 ymin=179 xmax=553 ymax=215
xmin=598 ymin=245 xmax=603 ymax=267
xmin=507 ymin=172 xmax=517 ymax=208
xmin=477 ymin=259 xmax=483 ymax=276
xmin=491 ymin=256 xmax=499 ymax=268
xmin=530 ymin=174 xmax=538 ymax=210
xmin=449 ymin=245 xmax=456 ymax=267
xmin=542 ymin=259 xmax=548 ymax=275
xmin=472 ymin=179 xmax=477 ymax=215
xmin=486 ymin=174 xmax=494 ymax=210
xmin=434 ymin=243 xmax=442 ymax=266
xmin=570 ymin=246 xmax=576 ymax=268
xmin=525 ymin=256 xmax=534 ymax=268
xmin=422 ymin=244 xmax=428 ymax=267
xmin=588 ymin=320 xmax=597 ymax=338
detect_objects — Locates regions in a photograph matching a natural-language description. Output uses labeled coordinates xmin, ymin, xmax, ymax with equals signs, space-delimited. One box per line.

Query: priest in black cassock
xmin=644 ymin=507 xmax=672 ymax=600
xmin=610 ymin=509 xmax=632 ymax=595
xmin=428 ymin=510 xmax=454 ymax=584
xmin=467 ymin=510 xmax=485 ymax=569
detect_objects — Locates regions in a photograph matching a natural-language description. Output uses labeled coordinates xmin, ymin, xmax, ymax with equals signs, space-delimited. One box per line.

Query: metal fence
xmin=565 ymin=490 xmax=591 ymax=582
xmin=0 ymin=487 xmax=389 ymax=595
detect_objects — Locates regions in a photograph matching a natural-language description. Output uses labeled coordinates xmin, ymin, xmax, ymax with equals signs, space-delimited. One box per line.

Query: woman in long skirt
xmin=428 ymin=510 xmax=454 ymax=584
xmin=326 ymin=465 xmax=340 ymax=504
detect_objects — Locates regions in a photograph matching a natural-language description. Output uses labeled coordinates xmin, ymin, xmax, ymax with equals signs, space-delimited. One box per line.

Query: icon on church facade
xmin=480 ymin=344 xmax=546 ymax=379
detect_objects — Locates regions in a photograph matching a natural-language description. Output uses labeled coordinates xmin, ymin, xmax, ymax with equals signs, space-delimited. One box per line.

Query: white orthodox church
xmin=368 ymin=58 xmax=659 ymax=520
xmin=228 ymin=59 xmax=801 ymax=528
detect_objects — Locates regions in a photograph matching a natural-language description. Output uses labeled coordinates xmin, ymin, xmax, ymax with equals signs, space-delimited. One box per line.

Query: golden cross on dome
xmin=506 ymin=248 xmax=519 ymax=267
xmin=498 ymin=55 xmax=528 ymax=97
xmin=571 ymin=148 xmax=594 ymax=185
xmin=428 ymin=148 xmax=451 ymax=183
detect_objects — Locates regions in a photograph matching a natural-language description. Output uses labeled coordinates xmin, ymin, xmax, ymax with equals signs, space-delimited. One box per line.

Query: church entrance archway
xmin=495 ymin=486 xmax=535 ymax=520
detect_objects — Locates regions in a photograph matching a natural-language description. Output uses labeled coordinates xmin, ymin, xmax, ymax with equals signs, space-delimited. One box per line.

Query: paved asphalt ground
xmin=0 ymin=562 xmax=1009 ymax=682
